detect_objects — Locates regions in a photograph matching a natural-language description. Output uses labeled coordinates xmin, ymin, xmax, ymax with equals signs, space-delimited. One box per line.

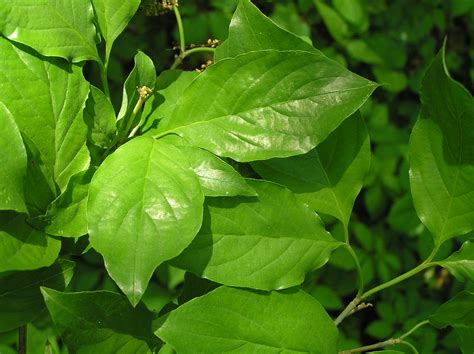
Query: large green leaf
xmin=252 ymin=112 xmax=370 ymax=228
xmin=0 ymin=104 xmax=27 ymax=213
xmin=41 ymin=288 xmax=160 ymax=353
xmin=88 ymin=136 xmax=204 ymax=305
xmin=215 ymin=0 xmax=317 ymax=61
xmin=0 ymin=260 xmax=74 ymax=332
xmin=155 ymin=286 xmax=339 ymax=353
xmin=435 ymin=240 xmax=474 ymax=282
xmin=172 ymin=180 xmax=342 ymax=290
xmin=91 ymin=0 xmax=141 ymax=62
xmin=156 ymin=49 xmax=377 ymax=162
xmin=33 ymin=169 xmax=94 ymax=238
xmin=0 ymin=212 xmax=61 ymax=272
xmin=0 ymin=0 xmax=99 ymax=62
xmin=0 ymin=38 xmax=91 ymax=192
xmin=409 ymin=45 xmax=474 ymax=245
xmin=429 ymin=291 xmax=474 ymax=329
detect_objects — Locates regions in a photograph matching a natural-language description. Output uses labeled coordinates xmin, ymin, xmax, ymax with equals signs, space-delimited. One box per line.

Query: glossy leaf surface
xmin=88 ymin=136 xmax=204 ymax=305
xmin=0 ymin=260 xmax=74 ymax=332
xmin=429 ymin=291 xmax=474 ymax=329
xmin=0 ymin=212 xmax=60 ymax=272
xmin=0 ymin=0 xmax=99 ymax=62
xmin=157 ymin=49 xmax=377 ymax=162
xmin=409 ymin=46 xmax=474 ymax=245
xmin=215 ymin=0 xmax=316 ymax=61
xmin=42 ymin=288 xmax=160 ymax=353
xmin=0 ymin=104 xmax=27 ymax=213
xmin=0 ymin=37 xmax=91 ymax=192
xmin=155 ymin=286 xmax=338 ymax=353
xmin=172 ymin=180 xmax=342 ymax=290
xmin=91 ymin=0 xmax=141 ymax=61
xmin=435 ymin=240 xmax=474 ymax=282
xmin=252 ymin=112 xmax=370 ymax=227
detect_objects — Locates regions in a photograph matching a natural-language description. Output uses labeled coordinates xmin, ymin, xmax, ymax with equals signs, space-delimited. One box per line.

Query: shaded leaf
xmin=172 ymin=180 xmax=342 ymax=290
xmin=0 ymin=260 xmax=74 ymax=332
xmin=409 ymin=44 xmax=474 ymax=245
xmin=0 ymin=212 xmax=60 ymax=272
xmin=0 ymin=0 xmax=99 ymax=62
xmin=435 ymin=240 xmax=474 ymax=282
xmin=157 ymin=49 xmax=377 ymax=162
xmin=429 ymin=291 xmax=474 ymax=328
xmin=215 ymin=0 xmax=316 ymax=61
xmin=314 ymin=0 xmax=351 ymax=43
xmin=88 ymin=136 xmax=204 ymax=305
xmin=0 ymin=103 xmax=27 ymax=213
xmin=155 ymin=286 xmax=338 ymax=353
xmin=252 ymin=112 xmax=370 ymax=227
xmin=0 ymin=37 xmax=91 ymax=192
xmin=41 ymin=288 xmax=160 ymax=353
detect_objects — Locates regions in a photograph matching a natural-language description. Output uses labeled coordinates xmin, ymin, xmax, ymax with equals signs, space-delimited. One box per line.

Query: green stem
xmin=343 ymin=243 xmax=364 ymax=297
xmin=400 ymin=320 xmax=430 ymax=340
xmin=18 ymin=325 xmax=27 ymax=354
xmin=174 ymin=5 xmax=185 ymax=54
xmin=339 ymin=338 xmax=402 ymax=353
xmin=99 ymin=61 xmax=110 ymax=97
xmin=400 ymin=340 xmax=419 ymax=354
xmin=170 ymin=47 xmax=216 ymax=70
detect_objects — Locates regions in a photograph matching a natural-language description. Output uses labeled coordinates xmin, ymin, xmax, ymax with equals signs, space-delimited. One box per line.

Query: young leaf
xmin=0 ymin=103 xmax=27 ymax=213
xmin=0 ymin=0 xmax=99 ymax=62
xmin=157 ymin=49 xmax=377 ymax=162
xmin=0 ymin=37 xmax=91 ymax=192
xmin=32 ymin=169 xmax=95 ymax=238
xmin=252 ymin=112 xmax=370 ymax=228
xmin=87 ymin=136 xmax=204 ymax=305
xmin=314 ymin=0 xmax=352 ymax=43
xmin=117 ymin=51 xmax=156 ymax=123
xmin=429 ymin=291 xmax=474 ymax=329
xmin=155 ymin=286 xmax=339 ymax=353
xmin=41 ymin=288 xmax=160 ymax=353
xmin=434 ymin=240 xmax=474 ymax=282
xmin=215 ymin=0 xmax=317 ymax=61
xmin=91 ymin=0 xmax=141 ymax=62
xmin=0 ymin=260 xmax=74 ymax=332
xmin=84 ymin=85 xmax=117 ymax=149
xmin=409 ymin=45 xmax=474 ymax=245
xmin=142 ymin=70 xmax=199 ymax=135
xmin=172 ymin=180 xmax=342 ymax=290
xmin=0 ymin=212 xmax=61 ymax=272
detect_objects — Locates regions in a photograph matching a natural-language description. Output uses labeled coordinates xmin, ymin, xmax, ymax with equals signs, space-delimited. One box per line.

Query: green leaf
xmin=252 ymin=112 xmax=370 ymax=227
xmin=215 ymin=0 xmax=316 ymax=61
xmin=41 ymin=288 xmax=160 ymax=353
xmin=155 ymin=286 xmax=338 ymax=353
xmin=0 ymin=260 xmax=74 ymax=332
xmin=435 ymin=240 xmax=474 ymax=282
xmin=429 ymin=291 xmax=474 ymax=328
xmin=88 ymin=136 xmax=204 ymax=305
xmin=172 ymin=180 xmax=342 ymax=290
xmin=314 ymin=0 xmax=351 ymax=43
xmin=117 ymin=51 xmax=156 ymax=123
xmin=332 ymin=0 xmax=369 ymax=32
xmin=373 ymin=67 xmax=407 ymax=94
xmin=455 ymin=326 xmax=474 ymax=354
xmin=84 ymin=86 xmax=117 ymax=149
xmin=0 ymin=0 xmax=99 ymax=62
xmin=142 ymin=70 xmax=199 ymax=135
xmin=33 ymin=169 xmax=94 ymax=238
xmin=161 ymin=135 xmax=256 ymax=197
xmin=157 ymin=50 xmax=377 ymax=162
xmin=409 ymin=45 xmax=474 ymax=245
xmin=0 ymin=37 xmax=91 ymax=192
xmin=0 ymin=103 xmax=27 ymax=213
xmin=91 ymin=0 xmax=141 ymax=61
xmin=0 ymin=212 xmax=61 ymax=272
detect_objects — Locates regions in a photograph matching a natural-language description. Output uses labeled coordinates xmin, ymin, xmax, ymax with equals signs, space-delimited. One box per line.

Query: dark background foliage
xmin=2 ymin=0 xmax=472 ymax=352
